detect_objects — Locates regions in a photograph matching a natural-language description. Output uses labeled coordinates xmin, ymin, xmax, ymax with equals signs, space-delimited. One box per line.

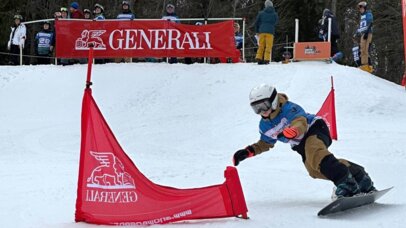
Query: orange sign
xmin=294 ymin=42 xmax=331 ymax=61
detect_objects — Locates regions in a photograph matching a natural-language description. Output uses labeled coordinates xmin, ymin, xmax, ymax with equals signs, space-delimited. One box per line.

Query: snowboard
xmin=317 ymin=187 xmax=393 ymax=216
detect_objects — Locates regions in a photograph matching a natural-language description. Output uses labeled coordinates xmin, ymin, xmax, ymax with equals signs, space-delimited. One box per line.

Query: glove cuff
xmin=245 ymin=146 xmax=255 ymax=157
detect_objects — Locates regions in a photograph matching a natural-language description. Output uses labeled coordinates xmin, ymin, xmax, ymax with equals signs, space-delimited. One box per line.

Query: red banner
xmin=56 ymin=20 xmax=238 ymax=58
xmin=76 ymin=88 xmax=248 ymax=225
xmin=316 ymin=77 xmax=338 ymax=140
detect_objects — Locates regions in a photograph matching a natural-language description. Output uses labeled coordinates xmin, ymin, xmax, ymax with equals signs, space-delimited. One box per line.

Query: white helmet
xmin=358 ymin=1 xmax=367 ymax=8
xmin=249 ymin=84 xmax=278 ymax=114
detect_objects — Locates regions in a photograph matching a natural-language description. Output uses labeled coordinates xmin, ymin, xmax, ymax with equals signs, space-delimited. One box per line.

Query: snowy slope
xmin=0 ymin=61 xmax=405 ymax=228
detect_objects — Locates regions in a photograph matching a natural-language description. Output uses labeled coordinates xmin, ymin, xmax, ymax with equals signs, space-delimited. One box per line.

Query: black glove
xmin=233 ymin=146 xmax=254 ymax=166
xmin=363 ymin=32 xmax=369 ymax=40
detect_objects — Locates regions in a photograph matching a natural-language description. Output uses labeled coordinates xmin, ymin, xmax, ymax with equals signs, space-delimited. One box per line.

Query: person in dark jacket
xmin=117 ymin=1 xmax=136 ymax=20
xmin=319 ymin=9 xmax=340 ymax=57
xmin=83 ymin=9 xmax=92 ymax=19
xmin=255 ymin=0 xmax=278 ymax=65
xmin=35 ymin=21 xmax=55 ymax=65
xmin=162 ymin=3 xmax=179 ymax=64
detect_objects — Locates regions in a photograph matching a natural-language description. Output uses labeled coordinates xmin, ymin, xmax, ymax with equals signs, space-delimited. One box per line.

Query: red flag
xmin=75 ymin=88 xmax=248 ymax=225
xmin=316 ymin=77 xmax=338 ymax=140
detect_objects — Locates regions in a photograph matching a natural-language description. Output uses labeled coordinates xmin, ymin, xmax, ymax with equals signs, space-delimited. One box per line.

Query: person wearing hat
xmin=162 ymin=3 xmax=179 ymax=22
xmin=60 ymin=7 xmax=69 ymax=19
xmin=34 ymin=21 xmax=55 ymax=65
xmin=254 ymin=0 xmax=278 ymax=65
xmin=94 ymin=3 xmax=105 ymax=20
xmin=233 ymin=84 xmax=377 ymax=199
xmin=83 ymin=9 xmax=92 ymax=19
xmin=115 ymin=1 xmax=136 ymax=63
xmin=7 ymin=14 xmax=26 ymax=65
xmin=318 ymin=9 xmax=340 ymax=56
xmin=161 ymin=3 xmax=179 ymax=64
xmin=54 ymin=11 xmax=62 ymax=19
xmin=355 ymin=1 xmax=373 ymax=73
xmin=70 ymin=2 xmax=84 ymax=19
xmin=219 ymin=22 xmax=243 ymax=64
xmin=117 ymin=1 xmax=136 ymax=20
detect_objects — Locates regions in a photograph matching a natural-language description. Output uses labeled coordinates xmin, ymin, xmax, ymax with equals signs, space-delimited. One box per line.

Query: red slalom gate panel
xmin=75 ymin=88 xmax=248 ymax=226
xmin=316 ymin=77 xmax=338 ymax=140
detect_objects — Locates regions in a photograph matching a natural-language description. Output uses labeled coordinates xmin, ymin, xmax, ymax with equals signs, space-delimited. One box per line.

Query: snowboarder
xmin=233 ymin=84 xmax=376 ymax=198
xmin=355 ymin=1 xmax=373 ymax=73
xmin=254 ymin=0 xmax=278 ymax=65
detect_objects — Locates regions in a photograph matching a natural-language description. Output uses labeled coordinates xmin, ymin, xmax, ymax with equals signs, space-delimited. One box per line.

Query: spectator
xmin=83 ymin=9 xmax=92 ymax=19
xmin=162 ymin=3 xmax=179 ymax=64
xmin=7 ymin=14 xmax=26 ymax=65
xmin=34 ymin=21 xmax=55 ymax=65
xmin=319 ymin=9 xmax=340 ymax=56
xmin=60 ymin=7 xmax=69 ymax=19
xmin=117 ymin=1 xmax=136 ymax=20
xmin=59 ymin=7 xmax=71 ymax=65
xmin=93 ymin=3 xmax=106 ymax=64
xmin=234 ymin=23 xmax=243 ymax=51
xmin=219 ymin=22 xmax=243 ymax=63
xmin=54 ymin=11 xmax=62 ymax=19
xmin=162 ymin=4 xmax=179 ymax=22
xmin=355 ymin=1 xmax=373 ymax=73
xmin=254 ymin=0 xmax=278 ymax=65
xmin=69 ymin=2 xmax=84 ymax=19
xmin=94 ymin=4 xmax=105 ymax=20
xmin=116 ymin=1 xmax=136 ymax=63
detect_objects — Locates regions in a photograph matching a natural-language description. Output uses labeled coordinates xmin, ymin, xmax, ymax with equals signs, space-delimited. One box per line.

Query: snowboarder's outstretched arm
xmin=233 ymin=140 xmax=274 ymax=166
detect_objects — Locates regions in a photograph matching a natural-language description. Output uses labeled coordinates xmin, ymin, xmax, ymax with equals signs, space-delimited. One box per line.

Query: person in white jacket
xmin=8 ymin=15 xmax=26 ymax=65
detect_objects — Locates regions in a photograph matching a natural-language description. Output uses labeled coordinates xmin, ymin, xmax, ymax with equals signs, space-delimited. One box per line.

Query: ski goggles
xmin=251 ymin=99 xmax=272 ymax=114
xmin=250 ymin=89 xmax=277 ymax=114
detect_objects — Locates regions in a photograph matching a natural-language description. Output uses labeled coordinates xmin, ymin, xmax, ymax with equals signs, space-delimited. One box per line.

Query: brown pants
xmin=360 ymin=33 xmax=372 ymax=65
xmin=303 ymin=135 xmax=350 ymax=180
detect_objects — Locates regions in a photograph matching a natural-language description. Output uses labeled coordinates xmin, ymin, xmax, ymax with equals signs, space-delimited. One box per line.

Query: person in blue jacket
xmin=35 ymin=21 xmax=55 ymax=65
xmin=355 ymin=1 xmax=373 ymax=73
xmin=255 ymin=0 xmax=278 ymax=65
xmin=233 ymin=84 xmax=377 ymax=198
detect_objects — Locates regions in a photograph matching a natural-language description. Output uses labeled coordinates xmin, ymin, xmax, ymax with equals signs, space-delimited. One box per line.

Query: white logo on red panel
xmin=87 ymin=151 xmax=135 ymax=189
xmin=75 ymin=30 xmax=106 ymax=50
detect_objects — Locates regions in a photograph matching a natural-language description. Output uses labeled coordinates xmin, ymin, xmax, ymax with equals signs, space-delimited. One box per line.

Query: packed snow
xmin=0 ymin=61 xmax=405 ymax=227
